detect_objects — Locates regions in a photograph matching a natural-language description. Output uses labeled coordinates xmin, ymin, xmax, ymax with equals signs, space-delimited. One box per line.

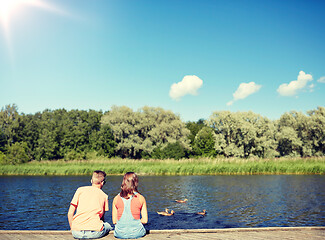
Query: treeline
xmin=0 ymin=104 xmax=324 ymax=164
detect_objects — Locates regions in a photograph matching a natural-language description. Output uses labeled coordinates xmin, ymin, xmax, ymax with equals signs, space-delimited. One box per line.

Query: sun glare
xmin=0 ymin=0 xmax=65 ymax=63
xmin=0 ymin=0 xmax=65 ymax=28
xmin=0 ymin=0 xmax=66 ymax=21
xmin=0 ymin=0 xmax=24 ymax=22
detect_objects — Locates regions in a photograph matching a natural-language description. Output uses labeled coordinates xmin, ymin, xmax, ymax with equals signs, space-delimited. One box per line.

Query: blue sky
xmin=0 ymin=0 xmax=324 ymax=122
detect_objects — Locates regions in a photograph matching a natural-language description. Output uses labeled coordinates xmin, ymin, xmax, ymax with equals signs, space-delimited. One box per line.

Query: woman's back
xmin=115 ymin=193 xmax=144 ymax=221
xmin=112 ymin=172 xmax=147 ymax=239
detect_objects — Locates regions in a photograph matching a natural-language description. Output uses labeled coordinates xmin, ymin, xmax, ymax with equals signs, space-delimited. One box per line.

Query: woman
xmin=112 ymin=172 xmax=148 ymax=239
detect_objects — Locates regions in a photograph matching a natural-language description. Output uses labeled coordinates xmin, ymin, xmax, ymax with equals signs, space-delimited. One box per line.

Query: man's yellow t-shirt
xmin=70 ymin=186 xmax=109 ymax=231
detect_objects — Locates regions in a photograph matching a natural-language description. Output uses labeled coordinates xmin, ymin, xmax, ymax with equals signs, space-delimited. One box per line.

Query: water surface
xmin=0 ymin=175 xmax=324 ymax=230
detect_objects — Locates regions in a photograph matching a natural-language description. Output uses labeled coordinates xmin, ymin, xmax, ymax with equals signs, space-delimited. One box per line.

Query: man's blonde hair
xmin=92 ymin=170 xmax=106 ymax=184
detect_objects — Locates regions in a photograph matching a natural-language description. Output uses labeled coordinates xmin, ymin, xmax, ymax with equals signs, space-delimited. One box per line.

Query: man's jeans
xmin=72 ymin=222 xmax=113 ymax=239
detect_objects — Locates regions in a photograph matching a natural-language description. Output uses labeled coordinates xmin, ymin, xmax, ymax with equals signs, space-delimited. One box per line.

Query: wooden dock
xmin=0 ymin=227 xmax=324 ymax=240
xmin=0 ymin=227 xmax=325 ymax=240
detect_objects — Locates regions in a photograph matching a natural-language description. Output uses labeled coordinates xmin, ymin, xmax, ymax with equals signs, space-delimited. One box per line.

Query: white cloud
xmin=169 ymin=75 xmax=203 ymax=100
xmin=317 ymin=76 xmax=325 ymax=83
xmin=226 ymin=101 xmax=234 ymax=106
xmin=277 ymin=71 xmax=313 ymax=96
xmin=227 ymin=82 xmax=262 ymax=106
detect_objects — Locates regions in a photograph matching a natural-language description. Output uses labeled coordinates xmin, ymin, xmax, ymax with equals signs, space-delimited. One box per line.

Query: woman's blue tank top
xmin=114 ymin=193 xmax=146 ymax=239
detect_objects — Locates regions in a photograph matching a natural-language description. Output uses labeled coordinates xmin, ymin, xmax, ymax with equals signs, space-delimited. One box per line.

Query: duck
xmin=196 ymin=209 xmax=207 ymax=215
xmin=156 ymin=208 xmax=169 ymax=215
xmin=175 ymin=198 xmax=188 ymax=203
xmin=157 ymin=210 xmax=175 ymax=216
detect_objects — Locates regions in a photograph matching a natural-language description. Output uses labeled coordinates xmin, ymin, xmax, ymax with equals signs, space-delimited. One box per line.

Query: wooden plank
xmin=0 ymin=227 xmax=324 ymax=240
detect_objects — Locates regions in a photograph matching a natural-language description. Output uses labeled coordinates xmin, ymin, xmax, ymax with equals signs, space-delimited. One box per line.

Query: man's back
xmin=71 ymin=186 xmax=108 ymax=231
xmin=68 ymin=170 xmax=112 ymax=239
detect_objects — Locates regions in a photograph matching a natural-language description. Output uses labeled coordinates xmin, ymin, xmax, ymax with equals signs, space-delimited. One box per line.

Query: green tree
xmin=277 ymin=111 xmax=307 ymax=157
xmin=90 ymin=124 xmax=116 ymax=157
xmin=35 ymin=109 xmax=61 ymax=160
xmin=276 ymin=126 xmax=302 ymax=157
xmin=277 ymin=107 xmax=325 ymax=157
xmin=101 ymin=106 xmax=191 ymax=158
xmin=186 ymin=119 xmax=205 ymax=144
xmin=206 ymin=111 xmax=277 ymax=158
xmin=152 ymin=141 xmax=187 ymax=160
xmin=34 ymin=109 xmax=105 ymax=160
xmin=0 ymin=151 xmax=6 ymax=164
xmin=61 ymin=110 xmax=90 ymax=153
xmin=0 ymin=104 xmax=20 ymax=147
xmin=307 ymin=107 xmax=325 ymax=156
xmin=15 ymin=113 xmax=41 ymax=160
xmin=193 ymin=127 xmax=217 ymax=157
xmin=5 ymin=142 xmax=31 ymax=164
xmin=214 ymin=133 xmax=227 ymax=156
xmin=0 ymin=129 xmax=6 ymax=153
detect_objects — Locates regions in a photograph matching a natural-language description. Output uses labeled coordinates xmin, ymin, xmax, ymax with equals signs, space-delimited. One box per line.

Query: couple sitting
xmin=67 ymin=171 xmax=148 ymax=239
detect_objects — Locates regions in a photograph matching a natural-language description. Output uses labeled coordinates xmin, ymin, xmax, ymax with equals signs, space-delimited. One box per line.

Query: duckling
xmin=156 ymin=208 xmax=169 ymax=215
xmin=157 ymin=210 xmax=175 ymax=216
xmin=197 ymin=209 xmax=207 ymax=215
xmin=175 ymin=198 xmax=188 ymax=203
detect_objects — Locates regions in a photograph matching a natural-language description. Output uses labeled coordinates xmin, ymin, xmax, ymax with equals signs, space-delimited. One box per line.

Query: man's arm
xmin=67 ymin=204 xmax=77 ymax=230
xmin=105 ymin=197 xmax=109 ymax=211
xmin=100 ymin=197 xmax=109 ymax=221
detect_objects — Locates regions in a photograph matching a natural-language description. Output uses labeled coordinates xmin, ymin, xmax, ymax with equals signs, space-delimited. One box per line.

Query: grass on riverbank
xmin=0 ymin=157 xmax=324 ymax=175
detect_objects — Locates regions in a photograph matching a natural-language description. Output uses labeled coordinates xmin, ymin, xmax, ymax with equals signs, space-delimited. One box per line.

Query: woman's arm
xmin=112 ymin=196 xmax=118 ymax=225
xmin=140 ymin=196 xmax=148 ymax=224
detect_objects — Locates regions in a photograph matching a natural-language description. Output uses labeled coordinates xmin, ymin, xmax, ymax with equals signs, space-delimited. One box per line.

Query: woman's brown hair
xmin=120 ymin=172 xmax=139 ymax=199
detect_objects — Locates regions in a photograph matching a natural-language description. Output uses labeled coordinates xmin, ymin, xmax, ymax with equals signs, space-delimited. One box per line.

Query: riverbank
xmin=0 ymin=157 xmax=324 ymax=175
xmin=1 ymin=227 xmax=324 ymax=240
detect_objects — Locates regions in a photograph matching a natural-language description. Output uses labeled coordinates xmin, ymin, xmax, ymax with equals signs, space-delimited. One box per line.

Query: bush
xmin=0 ymin=151 xmax=6 ymax=164
xmin=5 ymin=142 xmax=31 ymax=164
xmin=64 ymin=150 xmax=87 ymax=161
xmin=90 ymin=125 xmax=116 ymax=157
xmin=193 ymin=127 xmax=217 ymax=157
xmin=152 ymin=141 xmax=186 ymax=160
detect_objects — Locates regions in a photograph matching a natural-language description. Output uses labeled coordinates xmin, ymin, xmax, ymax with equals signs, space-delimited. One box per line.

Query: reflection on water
xmin=0 ymin=175 xmax=324 ymax=230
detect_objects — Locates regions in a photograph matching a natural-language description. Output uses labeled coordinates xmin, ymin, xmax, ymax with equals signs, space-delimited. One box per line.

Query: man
xmin=68 ymin=170 xmax=112 ymax=239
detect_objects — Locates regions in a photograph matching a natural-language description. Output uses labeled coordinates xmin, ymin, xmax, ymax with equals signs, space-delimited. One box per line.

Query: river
xmin=0 ymin=175 xmax=324 ymax=230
